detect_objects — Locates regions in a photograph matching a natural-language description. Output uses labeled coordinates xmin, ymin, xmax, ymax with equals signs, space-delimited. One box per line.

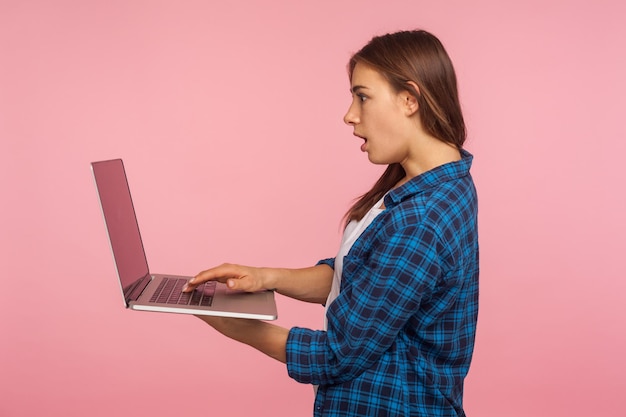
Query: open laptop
xmin=91 ymin=158 xmax=277 ymax=320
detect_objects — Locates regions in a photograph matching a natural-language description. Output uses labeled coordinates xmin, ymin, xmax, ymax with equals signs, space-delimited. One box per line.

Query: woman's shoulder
xmin=383 ymin=176 xmax=477 ymax=234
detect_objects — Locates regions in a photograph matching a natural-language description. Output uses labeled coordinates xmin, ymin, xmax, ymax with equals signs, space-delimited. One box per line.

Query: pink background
xmin=1 ymin=1 xmax=625 ymax=416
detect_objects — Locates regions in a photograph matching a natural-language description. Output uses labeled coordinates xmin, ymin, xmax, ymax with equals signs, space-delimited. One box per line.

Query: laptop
xmin=91 ymin=158 xmax=277 ymax=320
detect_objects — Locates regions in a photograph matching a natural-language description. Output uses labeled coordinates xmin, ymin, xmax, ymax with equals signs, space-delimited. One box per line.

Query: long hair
xmin=344 ymin=30 xmax=466 ymax=224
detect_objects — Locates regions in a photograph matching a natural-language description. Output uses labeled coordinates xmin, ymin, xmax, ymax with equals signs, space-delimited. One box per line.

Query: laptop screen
xmin=92 ymin=159 xmax=150 ymax=299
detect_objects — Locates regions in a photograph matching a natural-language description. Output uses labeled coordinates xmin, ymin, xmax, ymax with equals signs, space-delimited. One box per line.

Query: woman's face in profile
xmin=344 ymin=62 xmax=416 ymax=166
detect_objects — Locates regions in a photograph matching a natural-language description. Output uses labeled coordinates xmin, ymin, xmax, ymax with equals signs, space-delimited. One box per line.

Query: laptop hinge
xmin=125 ymin=273 xmax=152 ymax=304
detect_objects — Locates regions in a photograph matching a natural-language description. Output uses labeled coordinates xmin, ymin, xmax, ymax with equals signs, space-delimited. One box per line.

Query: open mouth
xmin=354 ymin=133 xmax=368 ymax=152
xmin=354 ymin=133 xmax=367 ymax=152
xmin=354 ymin=133 xmax=367 ymax=143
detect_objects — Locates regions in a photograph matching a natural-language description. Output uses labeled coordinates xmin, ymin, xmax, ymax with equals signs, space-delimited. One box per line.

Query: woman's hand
xmin=182 ymin=263 xmax=275 ymax=293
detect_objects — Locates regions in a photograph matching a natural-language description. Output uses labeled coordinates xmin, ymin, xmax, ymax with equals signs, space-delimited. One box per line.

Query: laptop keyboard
xmin=149 ymin=277 xmax=215 ymax=307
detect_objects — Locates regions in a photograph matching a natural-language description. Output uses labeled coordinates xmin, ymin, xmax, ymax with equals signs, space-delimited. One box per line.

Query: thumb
xmin=226 ymin=278 xmax=239 ymax=290
xmin=226 ymin=275 xmax=256 ymax=291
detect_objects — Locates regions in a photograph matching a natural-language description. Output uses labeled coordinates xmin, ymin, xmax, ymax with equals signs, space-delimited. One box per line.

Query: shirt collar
xmin=384 ymin=149 xmax=474 ymax=208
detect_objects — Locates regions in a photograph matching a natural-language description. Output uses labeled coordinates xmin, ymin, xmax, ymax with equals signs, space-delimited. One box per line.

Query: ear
xmin=401 ymin=81 xmax=420 ymax=116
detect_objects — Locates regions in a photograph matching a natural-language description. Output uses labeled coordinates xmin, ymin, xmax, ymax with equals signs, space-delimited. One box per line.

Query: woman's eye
xmin=357 ymin=94 xmax=368 ymax=102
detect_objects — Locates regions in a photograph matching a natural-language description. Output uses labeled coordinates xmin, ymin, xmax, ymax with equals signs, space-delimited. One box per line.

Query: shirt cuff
xmin=316 ymin=257 xmax=335 ymax=270
xmin=286 ymin=326 xmax=324 ymax=385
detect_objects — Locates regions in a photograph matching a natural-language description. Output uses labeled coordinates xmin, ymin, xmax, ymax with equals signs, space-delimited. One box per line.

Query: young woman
xmin=183 ymin=29 xmax=479 ymax=417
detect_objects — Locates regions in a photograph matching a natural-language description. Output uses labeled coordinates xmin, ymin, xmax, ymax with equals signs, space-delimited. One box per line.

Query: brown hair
xmin=344 ymin=30 xmax=466 ymax=224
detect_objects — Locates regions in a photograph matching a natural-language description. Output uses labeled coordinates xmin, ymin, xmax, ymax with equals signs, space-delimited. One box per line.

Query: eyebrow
xmin=350 ymin=85 xmax=368 ymax=94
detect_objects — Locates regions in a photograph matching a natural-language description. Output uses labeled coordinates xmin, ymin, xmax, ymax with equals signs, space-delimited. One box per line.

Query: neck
xmin=401 ymin=135 xmax=461 ymax=179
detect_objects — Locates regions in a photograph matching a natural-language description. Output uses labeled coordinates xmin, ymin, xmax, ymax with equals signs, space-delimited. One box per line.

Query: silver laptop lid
xmin=92 ymin=159 xmax=151 ymax=305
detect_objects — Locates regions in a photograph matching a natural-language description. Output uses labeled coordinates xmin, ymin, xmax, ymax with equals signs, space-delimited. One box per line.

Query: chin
xmin=366 ymin=154 xmax=389 ymax=165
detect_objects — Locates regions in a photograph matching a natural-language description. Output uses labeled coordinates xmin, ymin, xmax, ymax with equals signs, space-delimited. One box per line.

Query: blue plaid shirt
xmin=286 ymin=150 xmax=479 ymax=417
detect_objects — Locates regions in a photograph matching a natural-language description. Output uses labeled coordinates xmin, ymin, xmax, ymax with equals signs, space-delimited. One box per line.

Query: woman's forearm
xmin=268 ymin=264 xmax=333 ymax=304
xmin=196 ymin=316 xmax=289 ymax=363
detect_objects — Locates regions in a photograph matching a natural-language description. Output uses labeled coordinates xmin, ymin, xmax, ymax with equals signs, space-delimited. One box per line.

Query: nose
xmin=343 ymin=101 xmax=360 ymax=126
